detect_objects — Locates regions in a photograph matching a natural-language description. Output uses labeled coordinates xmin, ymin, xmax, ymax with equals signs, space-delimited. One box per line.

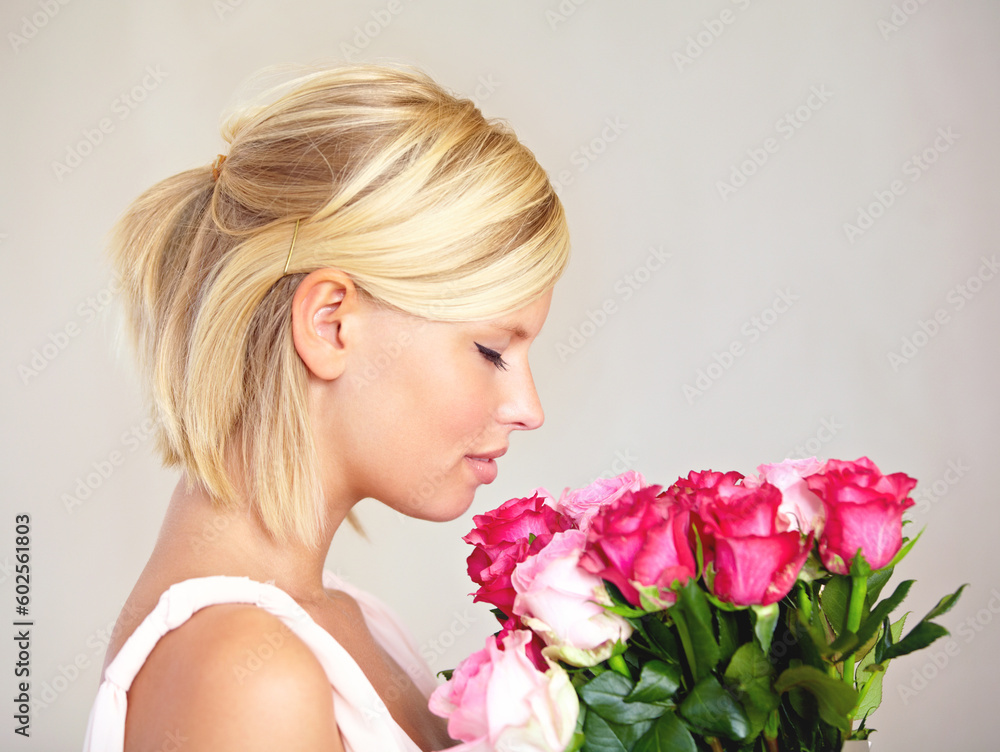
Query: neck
xmin=147 ymin=474 xmax=347 ymax=606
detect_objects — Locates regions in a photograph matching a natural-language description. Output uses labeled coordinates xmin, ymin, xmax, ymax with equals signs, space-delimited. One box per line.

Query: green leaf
xmin=678 ymin=675 xmax=751 ymax=741
xmin=580 ymin=671 xmax=666 ymax=724
xmin=723 ymin=643 xmax=779 ymax=739
xmin=750 ymin=603 xmax=779 ymax=655
xmin=671 ymin=581 xmax=721 ymax=682
xmin=924 ymin=583 xmax=968 ymax=620
xmin=603 ymin=581 xmax=650 ymax=617
xmin=723 ymin=643 xmax=774 ymax=687
xmin=604 ymin=602 xmax=650 ymax=618
xmin=889 ymin=614 xmax=907 ymax=642
xmin=581 ymin=712 xmax=627 ymax=752
xmin=645 ymin=616 xmax=679 ymax=660
xmin=869 ymin=583 xmax=966 ymax=663
xmin=884 ymin=527 xmax=924 ymax=570
xmin=716 ymin=608 xmax=740 ymax=663
xmin=856 ymin=614 xmax=906 ymax=720
xmin=580 ymin=671 xmax=633 ymax=709
xmin=820 ymin=576 xmax=851 ymax=635
xmin=796 ymin=579 xmax=816 ymax=623
xmin=877 ymin=621 xmax=950 ymax=662
xmin=582 ymin=712 xmax=654 ymax=751
xmin=615 ymin=719 xmax=656 ymax=749
xmin=633 ymin=711 xmax=697 ymax=752
xmin=865 ymin=566 xmax=894 ymax=609
xmin=787 ymin=683 xmax=813 ymax=724
xmin=794 ymin=604 xmax=839 ymax=663
xmin=774 ymin=665 xmax=859 ymax=732
xmin=627 ymin=660 xmax=681 ymax=704
xmin=853 ymin=626 xmax=882 ymax=668
xmin=872 ymin=616 xmax=895 ymax=666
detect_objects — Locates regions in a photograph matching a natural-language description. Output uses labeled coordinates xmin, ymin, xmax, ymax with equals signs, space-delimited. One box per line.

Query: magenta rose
xmin=464 ymin=492 xmax=570 ymax=618
xmin=555 ymin=470 xmax=648 ymax=532
xmin=579 ymin=486 xmax=696 ymax=609
xmin=805 ymin=457 xmax=917 ymax=574
xmin=743 ymin=458 xmax=826 ymax=535
xmin=695 ymin=479 xmax=813 ymax=606
xmin=428 ymin=630 xmax=579 ymax=752
xmin=668 ymin=469 xmax=746 ymax=510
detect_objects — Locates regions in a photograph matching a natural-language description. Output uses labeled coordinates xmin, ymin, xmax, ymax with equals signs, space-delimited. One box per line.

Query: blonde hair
xmin=109 ymin=64 xmax=570 ymax=547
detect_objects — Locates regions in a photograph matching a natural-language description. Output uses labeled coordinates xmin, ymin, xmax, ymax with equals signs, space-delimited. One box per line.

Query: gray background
xmin=2 ymin=1 xmax=998 ymax=749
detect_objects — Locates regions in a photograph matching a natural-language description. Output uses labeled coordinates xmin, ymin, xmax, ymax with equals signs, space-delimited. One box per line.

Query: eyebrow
xmin=495 ymin=323 xmax=531 ymax=340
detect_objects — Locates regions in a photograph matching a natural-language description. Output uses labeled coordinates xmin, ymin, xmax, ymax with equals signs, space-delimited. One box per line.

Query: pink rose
xmin=805 ymin=457 xmax=917 ymax=574
xmin=555 ymin=470 xmax=647 ymax=532
xmin=579 ymin=486 xmax=696 ymax=609
xmin=512 ymin=530 xmax=633 ymax=667
xmin=744 ymin=458 xmax=826 ymax=535
xmin=694 ymin=478 xmax=813 ymax=606
xmin=464 ymin=492 xmax=571 ymax=619
xmin=495 ymin=616 xmax=548 ymax=672
xmin=429 ymin=630 xmax=579 ymax=752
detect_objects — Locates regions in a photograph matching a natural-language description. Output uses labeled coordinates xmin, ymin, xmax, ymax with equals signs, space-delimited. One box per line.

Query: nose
xmin=500 ymin=360 xmax=545 ymax=431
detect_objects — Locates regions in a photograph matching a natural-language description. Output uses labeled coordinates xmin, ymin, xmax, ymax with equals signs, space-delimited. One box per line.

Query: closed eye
xmin=475 ymin=342 xmax=509 ymax=371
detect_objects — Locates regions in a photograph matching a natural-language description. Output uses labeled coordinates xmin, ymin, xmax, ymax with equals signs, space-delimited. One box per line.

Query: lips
xmin=467 ymin=447 xmax=508 ymax=461
xmin=465 ymin=447 xmax=506 ymax=485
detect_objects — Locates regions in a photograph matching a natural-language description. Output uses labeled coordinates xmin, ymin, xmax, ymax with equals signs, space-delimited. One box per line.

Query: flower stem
xmin=843 ymin=574 xmax=868 ymax=689
xmin=708 ymin=737 xmax=724 ymax=752
xmin=765 ymin=737 xmax=780 ymax=752
xmin=846 ymin=574 xmax=867 ymax=634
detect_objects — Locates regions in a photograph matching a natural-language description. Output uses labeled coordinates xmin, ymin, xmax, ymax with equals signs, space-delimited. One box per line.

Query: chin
xmin=397 ymin=487 xmax=478 ymax=523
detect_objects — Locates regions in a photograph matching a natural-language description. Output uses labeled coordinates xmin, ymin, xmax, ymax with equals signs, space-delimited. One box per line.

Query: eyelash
xmin=475 ymin=343 xmax=509 ymax=371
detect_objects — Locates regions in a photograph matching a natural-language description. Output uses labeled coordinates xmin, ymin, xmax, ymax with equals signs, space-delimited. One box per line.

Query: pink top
xmin=82 ymin=570 xmax=437 ymax=752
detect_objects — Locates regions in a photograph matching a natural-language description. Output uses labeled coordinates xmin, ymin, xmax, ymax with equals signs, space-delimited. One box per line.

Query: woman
xmin=84 ymin=64 xmax=569 ymax=751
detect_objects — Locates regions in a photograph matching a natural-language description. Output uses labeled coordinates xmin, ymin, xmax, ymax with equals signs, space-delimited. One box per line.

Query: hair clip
xmin=283 ymin=219 xmax=301 ymax=275
xmin=211 ymin=154 xmax=227 ymax=181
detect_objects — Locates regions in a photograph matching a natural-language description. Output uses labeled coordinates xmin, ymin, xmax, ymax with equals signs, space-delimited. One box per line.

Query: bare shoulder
xmin=125 ymin=603 xmax=344 ymax=752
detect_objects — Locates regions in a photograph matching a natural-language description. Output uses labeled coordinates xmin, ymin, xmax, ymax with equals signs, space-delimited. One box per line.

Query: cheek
xmin=434 ymin=367 xmax=497 ymax=451
xmin=372 ymin=349 xmax=487 ymax=458
xmin=340 ymin=323 xmax=500 ymax=514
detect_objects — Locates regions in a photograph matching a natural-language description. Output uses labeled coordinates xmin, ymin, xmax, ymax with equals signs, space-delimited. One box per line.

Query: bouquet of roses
xmin=428 ymin=457 xmax=966 ymax=752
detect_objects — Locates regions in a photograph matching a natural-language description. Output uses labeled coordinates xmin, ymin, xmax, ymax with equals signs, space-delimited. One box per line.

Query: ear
xmin=290 ymin=268 xmax=362 ymax=381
